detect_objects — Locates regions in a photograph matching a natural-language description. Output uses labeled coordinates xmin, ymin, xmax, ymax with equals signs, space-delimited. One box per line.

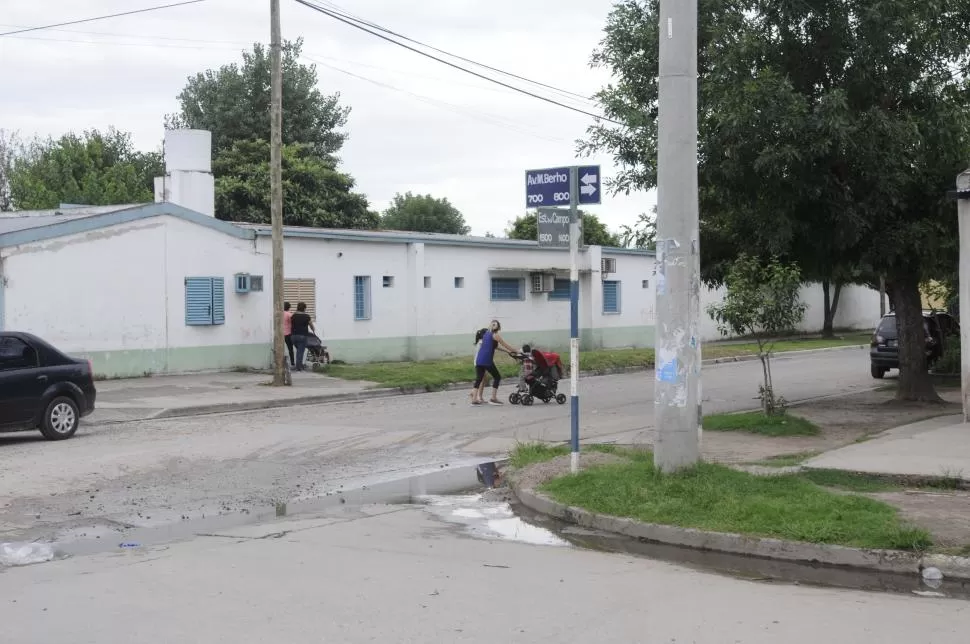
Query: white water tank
xmin=164 ymin=129 xmax=212 ymax=173
xmin=156 ymin=129 xmax=215 ymax=217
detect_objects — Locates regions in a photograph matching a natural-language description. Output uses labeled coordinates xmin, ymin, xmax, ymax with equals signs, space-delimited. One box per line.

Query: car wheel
xmin=870 ymin=364 xmax=886 ymax=379
xmin=40 ymin=396 xmax=80 ymax=441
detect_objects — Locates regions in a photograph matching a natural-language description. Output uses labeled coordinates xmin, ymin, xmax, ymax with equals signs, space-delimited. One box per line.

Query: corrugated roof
xmin=0 ymin=205 xmax=138 ymax=236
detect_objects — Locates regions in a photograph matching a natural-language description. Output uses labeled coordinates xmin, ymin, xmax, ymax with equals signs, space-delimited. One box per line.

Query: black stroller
xmin=509 ymin=346 xmax=567 ymax=406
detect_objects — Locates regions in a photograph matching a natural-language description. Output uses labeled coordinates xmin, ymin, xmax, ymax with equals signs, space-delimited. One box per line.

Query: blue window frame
xmin=354 ymin=275 xmax=371 ymax=320
xmin=548 ymin=278 xmax=571 ymax=301
xmin=602 ymin=280 xmax=621 ymax=314
xmin=490 ymin=277 xmax=523 ymax=301
xmin=185 ymin=277 xmax=226 ymax=326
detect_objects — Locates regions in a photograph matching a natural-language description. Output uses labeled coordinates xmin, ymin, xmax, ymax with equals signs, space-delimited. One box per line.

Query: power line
xmin=291 ymin=0 xmax=623 ymax=126
xmin=305 ymin=56 xmax=570 ymax=144
xmin=0 ymin=0 xmax=208 ymax=37
xmin=304 ymin=0 xmax=595 ymax=105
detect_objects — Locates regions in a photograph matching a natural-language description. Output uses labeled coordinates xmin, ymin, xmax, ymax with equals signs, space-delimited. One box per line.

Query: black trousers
xmin=284 ymin=335 xmax=294 ymax=366
xmin=474 ymin=364 xmax=501 ymax=388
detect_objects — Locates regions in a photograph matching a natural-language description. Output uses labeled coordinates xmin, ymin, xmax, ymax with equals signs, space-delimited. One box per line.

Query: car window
xmin=0 ymin=338 xmax=39 ymax=371
xmin=876 ymin=316 xmax=896 ymax=335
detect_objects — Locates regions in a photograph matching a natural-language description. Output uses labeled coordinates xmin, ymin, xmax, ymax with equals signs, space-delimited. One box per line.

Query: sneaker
xmin=487 ymin=400 xmax=503 ymax=406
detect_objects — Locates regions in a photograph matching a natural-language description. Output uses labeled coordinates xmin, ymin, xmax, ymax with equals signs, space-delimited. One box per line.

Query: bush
xmin=933 ymin=336 xmax=961 ymax=375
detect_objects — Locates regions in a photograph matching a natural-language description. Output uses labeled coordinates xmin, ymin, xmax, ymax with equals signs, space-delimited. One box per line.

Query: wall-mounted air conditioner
xmin=601 ymin=257 xmax=617 ymax=276
xmin=530 ymin=272 xmax=555 ymax=293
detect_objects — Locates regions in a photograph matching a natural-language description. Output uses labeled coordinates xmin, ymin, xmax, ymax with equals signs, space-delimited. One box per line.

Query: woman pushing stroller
xmin=470 ymin=320 xmax=516 ymax=406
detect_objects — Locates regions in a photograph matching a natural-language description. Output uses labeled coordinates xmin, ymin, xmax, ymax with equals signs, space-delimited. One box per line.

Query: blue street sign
xmin=525 ymin=165 xmax=601 ymax=208
xmin=577 ymin=165 xmax=601 ymax=205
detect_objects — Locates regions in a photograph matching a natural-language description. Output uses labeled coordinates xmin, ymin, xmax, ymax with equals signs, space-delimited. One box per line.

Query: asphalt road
xmin=2 ymin=502 xmax=967 ymax=643
xmin=0 ymin=350 xmax=874 ymax=543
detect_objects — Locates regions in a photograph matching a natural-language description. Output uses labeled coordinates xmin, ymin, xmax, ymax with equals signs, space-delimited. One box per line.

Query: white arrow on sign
xmin=580 ymin=184 xmax=597 ymax=196
xmin=581 ymin=172 xmax=598 ymax=185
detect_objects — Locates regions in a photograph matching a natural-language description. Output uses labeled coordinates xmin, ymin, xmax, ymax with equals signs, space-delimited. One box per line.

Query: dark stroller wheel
xmin=556 ymin=393 xmax=567 ymax=405
xmin=522 ymin=394 xmax=534 ymax=406
xmin=509 ymin=392 xmax=521 ymax=405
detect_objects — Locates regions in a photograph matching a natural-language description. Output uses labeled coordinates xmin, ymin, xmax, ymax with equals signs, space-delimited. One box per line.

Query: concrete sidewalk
xmin=805 ymin=414 xmax=970 ymax=482
xmin=88 ymin=370 xmax=379 ymax=424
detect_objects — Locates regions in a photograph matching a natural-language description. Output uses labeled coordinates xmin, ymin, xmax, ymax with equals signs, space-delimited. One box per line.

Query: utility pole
xmin=654 ymin=0 xmax=701 ymax=472
xmin=568 ymin=167 xmax=581 ymax=474
xmin=954 ymin=169 xmax=970 ymax=422
xmin=270 ymin=0 xmax=288 ymax=386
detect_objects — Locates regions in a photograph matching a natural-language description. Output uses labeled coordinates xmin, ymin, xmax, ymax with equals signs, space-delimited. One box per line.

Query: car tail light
xmin=86 ymin=360 xmax=93 ymax=373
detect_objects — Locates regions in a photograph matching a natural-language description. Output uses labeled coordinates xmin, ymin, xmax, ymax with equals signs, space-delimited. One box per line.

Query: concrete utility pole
xmin=654 ymin=0 xmax=701 ymax=472
xmin=955 ymin=169 xmax=970 ymax=422
xmin=270 ymin=0 xmax=288 ymax=386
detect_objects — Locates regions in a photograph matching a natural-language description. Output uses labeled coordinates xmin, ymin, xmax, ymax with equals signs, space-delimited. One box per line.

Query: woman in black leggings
xmin=471 ymin=320 xmax=516 ymax=405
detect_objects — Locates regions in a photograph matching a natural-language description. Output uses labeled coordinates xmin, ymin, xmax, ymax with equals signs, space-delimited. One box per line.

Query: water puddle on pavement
xmin=418 ymin=493 xmax=570 ymax=547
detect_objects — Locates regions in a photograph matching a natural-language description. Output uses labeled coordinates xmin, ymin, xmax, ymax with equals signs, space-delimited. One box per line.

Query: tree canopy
xmin=506 ymin=211 xmax=620 ymax=246
xmin=380 ymin=192 xmax=470 ymax=235
xmin=5 ymin=128 xmax=161 ymax=210
xmin=584 ymin=0 xmax=970 ymax=400
xmin=213 ymin=140 xmax=377 ymax=229
xmin=169 ymin=39 xmax=373 ymax=228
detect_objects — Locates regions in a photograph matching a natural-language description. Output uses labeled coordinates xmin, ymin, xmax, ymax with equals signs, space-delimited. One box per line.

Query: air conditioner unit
xmin=234 ymin=273 xmax=251 ymax=293
xmin=530 ymin=272 xmax=555 ymax=293
xmin=601 ymin=257 xmax=617 ymax=276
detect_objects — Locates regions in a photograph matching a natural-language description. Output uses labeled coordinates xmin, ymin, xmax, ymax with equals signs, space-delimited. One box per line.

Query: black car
xmin=0 ymin=332 xmax=97 ymax=440
xmin=869 ymin=311 xmax=959 ymax=379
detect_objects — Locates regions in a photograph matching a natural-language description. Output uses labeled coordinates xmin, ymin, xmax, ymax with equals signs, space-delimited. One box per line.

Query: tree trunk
xmin=890 ymin=277 xmax=940 ymax=402
xmin=821 ymin=280 xmax=843 ymax=338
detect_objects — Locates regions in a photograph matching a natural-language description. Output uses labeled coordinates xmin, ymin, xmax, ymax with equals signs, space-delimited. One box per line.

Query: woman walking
xmin=470 ymin=320 xmax=515 ymax=406
xmin=290 ymin=302 xmax=315 ymax=371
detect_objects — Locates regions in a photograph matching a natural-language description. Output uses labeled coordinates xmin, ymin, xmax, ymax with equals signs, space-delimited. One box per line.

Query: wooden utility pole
xmin=270 ymin=0 xmax=288 ymax=386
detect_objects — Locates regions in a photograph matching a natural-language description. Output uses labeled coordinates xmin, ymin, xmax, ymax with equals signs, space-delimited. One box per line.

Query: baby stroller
xmin=509 ymin=345 xmax=567 ymax=406
xmin=305 ymin=333 xmax=331 ymax=366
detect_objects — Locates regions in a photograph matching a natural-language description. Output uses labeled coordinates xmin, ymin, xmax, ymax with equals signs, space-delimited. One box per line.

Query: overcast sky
xmin=0 ymin=0 xmax=653 ymax=236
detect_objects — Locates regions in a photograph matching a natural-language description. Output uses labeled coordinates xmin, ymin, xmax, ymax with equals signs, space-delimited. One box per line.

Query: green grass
xmin=316 ymin=333 xmax=869 ymax=389
xmin=749 ymin=451 xmax=821 ymax=467
xmin=541 ymin=459 xmax=932 ymax=551
xmin=799 ymin=469 xmax=903 ymax=493
xmin=703 ymin=333 xmax=871 ymax=360
xmin=703 ymin=411 xmax=820 ymax=437
xmin=508 ymin=442 xmax=636 ymax=469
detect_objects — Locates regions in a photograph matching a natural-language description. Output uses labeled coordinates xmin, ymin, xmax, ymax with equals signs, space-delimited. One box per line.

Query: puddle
xmin=419 ymin=493 xmax=570 ymax=547
xmin=510 ymin=501 xmax=970 ymax=601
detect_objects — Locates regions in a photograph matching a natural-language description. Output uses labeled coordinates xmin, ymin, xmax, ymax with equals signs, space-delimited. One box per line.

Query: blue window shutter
xmin=211 ymin=278 xmax=226 ymax=325
xmin=548 ymin=278 xmax=570 ymax=301
xmin=490 ymin=278 xmax=522 ymax=301
xmin=603 ymin=280 xmax=620 ymax=314
xmin=185 ymin=277 xmax=214 ymax=325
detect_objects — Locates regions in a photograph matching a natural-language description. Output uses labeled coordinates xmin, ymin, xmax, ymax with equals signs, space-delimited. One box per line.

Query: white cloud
xmin=0 ymin=0 xmax=655 ymax=235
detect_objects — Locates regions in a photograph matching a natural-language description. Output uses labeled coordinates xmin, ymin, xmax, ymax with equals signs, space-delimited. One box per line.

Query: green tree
xmin=7 ymin=128 xmax=161 ymax=210
xmin=168 ymin=39 xmax=348 ymax=158
xmin=619 ymin=207 xmax=656 ymax=250
xmin=505 ymin=211 xmax=620 ymax=246
xmin=214 ymin=139 xmax=377 ymax=229
xmin=707 ymin=255 xmax=807 ymax=415
xmin=381 ymin=192 xmax=470 ymax=234
xmin=584 ymin=0 xmax=970 ymax=401
xmin=0 ymin=129 xmax=16 ymax=211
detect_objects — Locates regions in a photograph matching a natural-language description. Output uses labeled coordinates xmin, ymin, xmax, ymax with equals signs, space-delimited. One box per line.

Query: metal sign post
xmin=526 ymin=164 xmax=600 ymax=473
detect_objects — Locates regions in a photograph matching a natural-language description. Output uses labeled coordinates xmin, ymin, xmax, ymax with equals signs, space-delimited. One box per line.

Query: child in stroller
xmin=509 ymin=344 xmax=567 ymax=406
xmin=305 ymin=333 xmax=331 ymax=366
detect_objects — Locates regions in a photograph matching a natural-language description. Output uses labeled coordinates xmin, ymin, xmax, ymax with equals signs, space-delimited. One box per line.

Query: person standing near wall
xmin=471 ymin=320 xmax=515 ymax=406
xmin=282 ymin=302 xmax=294 ymax=368
xmin=290 ymin=302 xmax=315 ymax=372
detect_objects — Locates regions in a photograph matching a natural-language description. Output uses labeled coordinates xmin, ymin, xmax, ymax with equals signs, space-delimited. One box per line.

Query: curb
xmin=507 ymin=474 xmax=970 ymax=582
xmin=95 ymin=344 xmax=868 ymax=423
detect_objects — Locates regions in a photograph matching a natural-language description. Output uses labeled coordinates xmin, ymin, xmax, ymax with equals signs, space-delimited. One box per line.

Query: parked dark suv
xmin=0 ymin=332 xmax=97 ymax=440
xmin=869 ymin=311 xmax=959 ymax=379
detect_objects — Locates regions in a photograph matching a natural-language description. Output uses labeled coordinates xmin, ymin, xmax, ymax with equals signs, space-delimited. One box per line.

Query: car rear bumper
xmin=870 ymin=348 xmax=899 ymax=368
xmin=80 ymin=386 xmax=97 ymax=417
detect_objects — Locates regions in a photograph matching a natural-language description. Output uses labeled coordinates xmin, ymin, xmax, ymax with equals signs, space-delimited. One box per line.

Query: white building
xmin=0 ymin=130 xmax=884 ymax=378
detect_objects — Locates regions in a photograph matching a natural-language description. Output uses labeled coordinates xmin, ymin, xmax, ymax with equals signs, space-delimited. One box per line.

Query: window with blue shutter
xmin=602 ymin=280 xmax=621 ymax=314
xmin=548 ymin=278 xmax=570 ymax=301
xmin=353 ymin=276 xmax=371 ymax=320
xmin=185 ymin=277 xmax=226 ymax=326
xmin=490 ymin=277 xmax=523 ymax=301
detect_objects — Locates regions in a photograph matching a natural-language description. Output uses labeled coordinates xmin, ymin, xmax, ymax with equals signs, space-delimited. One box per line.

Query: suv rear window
xmin=876 ymin=316 xmax=897 ymax=336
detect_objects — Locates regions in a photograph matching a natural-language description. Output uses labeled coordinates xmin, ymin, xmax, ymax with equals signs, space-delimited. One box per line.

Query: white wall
xmin=699 ymin=282 xmax=883 ymax=340
xmin=1 ymin=215 xmax=271 ymax=364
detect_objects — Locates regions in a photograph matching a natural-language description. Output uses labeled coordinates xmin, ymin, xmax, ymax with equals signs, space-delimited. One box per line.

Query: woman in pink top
xmin=282 ymin=302 xmax=294 ymax=367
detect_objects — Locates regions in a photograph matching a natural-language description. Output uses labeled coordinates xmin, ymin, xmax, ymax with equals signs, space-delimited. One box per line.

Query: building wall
xmin=267 ymin=234 xmax=656 ymax=362
xmin=1 ymin=215 xmax=271 ymax=377
xmin=698 ymin=282 xmax=883 ymax=340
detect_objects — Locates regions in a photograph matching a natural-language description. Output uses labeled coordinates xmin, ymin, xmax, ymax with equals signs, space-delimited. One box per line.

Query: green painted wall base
xmin=81 ymin=343 xmax=272 ymax=379
xmin=325 ymin=325 xmax=655 ymax=364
